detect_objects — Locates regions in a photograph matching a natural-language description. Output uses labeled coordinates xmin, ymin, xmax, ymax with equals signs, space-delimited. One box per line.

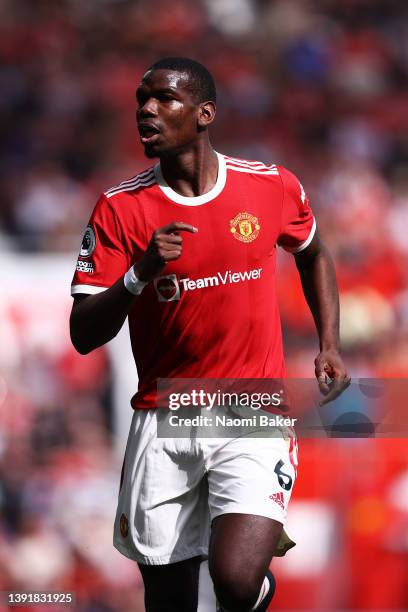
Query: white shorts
xmin=113 ymin=410 xmax=298 ymax=565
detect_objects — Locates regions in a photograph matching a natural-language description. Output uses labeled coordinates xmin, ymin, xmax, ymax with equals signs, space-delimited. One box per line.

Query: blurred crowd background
xmin=1 ymin=0 xmax=408 ymax=610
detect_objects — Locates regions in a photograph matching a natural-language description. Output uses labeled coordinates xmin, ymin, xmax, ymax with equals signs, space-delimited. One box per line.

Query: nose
xmin=138 ymin=97 xmax=158 ymax=118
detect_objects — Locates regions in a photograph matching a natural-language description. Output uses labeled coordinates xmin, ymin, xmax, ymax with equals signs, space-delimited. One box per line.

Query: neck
xmin=159 ymin=140 xmax=218 ymax=197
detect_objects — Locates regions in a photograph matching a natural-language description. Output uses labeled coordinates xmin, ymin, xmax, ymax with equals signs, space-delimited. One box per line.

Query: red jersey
xmin=71 ymin=153 xmax=315 ymax=409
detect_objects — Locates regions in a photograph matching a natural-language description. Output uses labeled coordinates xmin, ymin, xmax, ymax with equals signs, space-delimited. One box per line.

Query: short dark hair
xmin=148 ymin=57 xmax=216 ymax=104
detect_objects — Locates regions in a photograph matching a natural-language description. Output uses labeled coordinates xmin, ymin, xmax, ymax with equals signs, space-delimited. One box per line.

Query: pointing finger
xmin=160 ymin=221 xmax=198 ymax=235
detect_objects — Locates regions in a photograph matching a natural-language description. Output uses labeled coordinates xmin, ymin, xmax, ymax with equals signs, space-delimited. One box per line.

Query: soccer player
xmin=70 ymin=58 xmax=350 ymax=611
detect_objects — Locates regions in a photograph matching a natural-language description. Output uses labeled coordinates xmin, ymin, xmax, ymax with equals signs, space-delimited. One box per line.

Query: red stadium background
xmin=1 ymin=1 xmax=408 ymax=610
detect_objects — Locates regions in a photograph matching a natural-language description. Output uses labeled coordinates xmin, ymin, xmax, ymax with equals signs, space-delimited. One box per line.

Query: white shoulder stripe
xmin=226 ymin=156 xmax=265 ymax=167
xmin=105 ymin=176 xmax=156 ymax=198
xmin=225 ymin=156 xmax=277 ymax=171
xmin=105 ymin=167 xmax=155 ymax=195
xmin=226 ymin=164 xmax=279 ymax=176
xmin=228 ymin=159 xmax=268 ymax=170
xmin=105 ymin=168 xmax=155 ymax=195
xmin=106 ymin=171 xmax=155 ymax=194
xmin=105 ymin=177 xmax=155 ymax=198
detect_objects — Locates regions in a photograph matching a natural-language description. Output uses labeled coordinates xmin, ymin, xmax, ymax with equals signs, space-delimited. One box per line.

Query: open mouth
xmin=138 ymin=124 xmax=161 ymax=144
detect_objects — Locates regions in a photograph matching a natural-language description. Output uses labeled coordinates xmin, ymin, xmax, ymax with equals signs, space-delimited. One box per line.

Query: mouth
xmin=138 ymin=123 xmax=161 ymax=145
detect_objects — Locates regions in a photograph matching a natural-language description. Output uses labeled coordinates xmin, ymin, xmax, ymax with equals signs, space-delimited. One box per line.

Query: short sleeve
xmin=71 ymin=194 xmax=130 ymax=295
xmin=277 ymin=166 xmax=316 ymax=253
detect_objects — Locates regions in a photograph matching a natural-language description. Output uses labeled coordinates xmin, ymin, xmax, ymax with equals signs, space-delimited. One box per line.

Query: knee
xmin=210 ymin=567 xmax=260 ymax=611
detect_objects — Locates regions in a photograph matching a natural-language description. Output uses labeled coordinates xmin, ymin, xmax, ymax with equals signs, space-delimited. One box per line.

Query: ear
xmin=197 ymin=101 xmax=216 ymax=129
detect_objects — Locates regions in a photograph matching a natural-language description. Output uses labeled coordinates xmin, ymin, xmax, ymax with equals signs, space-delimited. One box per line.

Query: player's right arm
xmin=70 ymin=219 xmax=197 ymax=355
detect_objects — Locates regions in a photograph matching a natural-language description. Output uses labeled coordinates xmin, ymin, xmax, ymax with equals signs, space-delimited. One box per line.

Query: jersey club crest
xmin=230 ymin=212 xmax=260 ymax=243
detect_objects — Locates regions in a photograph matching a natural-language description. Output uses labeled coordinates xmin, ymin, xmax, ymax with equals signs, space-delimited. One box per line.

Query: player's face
xmin=136 ymin=69 xmax=201 ymax=159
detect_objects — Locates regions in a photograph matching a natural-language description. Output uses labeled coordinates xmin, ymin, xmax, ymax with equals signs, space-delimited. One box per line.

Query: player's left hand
xmin=314 ymin=349 xmax=350 ymax=406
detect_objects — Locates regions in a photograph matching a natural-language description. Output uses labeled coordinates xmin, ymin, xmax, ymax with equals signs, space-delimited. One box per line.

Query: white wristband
xmin=124 ymin=266 xmax=148 ymax=296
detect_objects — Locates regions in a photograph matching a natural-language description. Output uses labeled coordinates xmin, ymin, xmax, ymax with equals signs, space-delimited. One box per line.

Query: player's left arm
xmin=294 ymin=231 xmax=350 ymax=405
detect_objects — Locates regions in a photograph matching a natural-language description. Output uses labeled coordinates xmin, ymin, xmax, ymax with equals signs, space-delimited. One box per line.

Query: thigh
xmin=139 ymin=556 xmax=201 ymax=612
xmin=209 ymin=513 xmax=282 ymax=586
xmin=206 ymin=434 xmax=297 ymax=607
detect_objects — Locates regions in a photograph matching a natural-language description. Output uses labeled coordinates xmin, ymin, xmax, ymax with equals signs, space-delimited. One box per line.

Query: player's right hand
xmin=134 ymin=221 xmax=198 ymax=283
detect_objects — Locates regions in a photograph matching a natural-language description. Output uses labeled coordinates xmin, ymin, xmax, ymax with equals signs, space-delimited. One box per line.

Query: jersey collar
xmin=154 ymin=152 xmax=226 ymax=206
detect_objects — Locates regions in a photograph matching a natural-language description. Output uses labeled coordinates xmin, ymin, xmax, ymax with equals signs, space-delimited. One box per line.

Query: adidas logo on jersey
xmin=153 ymin=268 xmax=263 ymax=302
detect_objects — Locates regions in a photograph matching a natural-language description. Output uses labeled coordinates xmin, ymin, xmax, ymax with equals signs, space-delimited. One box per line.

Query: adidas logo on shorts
xmin=269 ymin=492 xmax=285 ymax=509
